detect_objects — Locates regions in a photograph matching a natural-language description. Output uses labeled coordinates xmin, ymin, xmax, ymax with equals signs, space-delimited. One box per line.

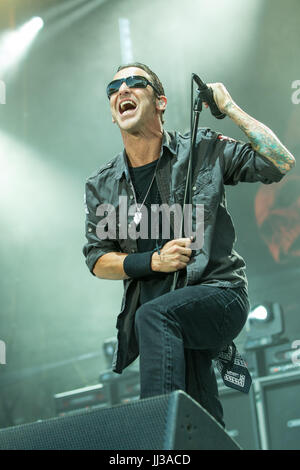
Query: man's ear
xmin=156 ymin=95 xmax=167 ymax=111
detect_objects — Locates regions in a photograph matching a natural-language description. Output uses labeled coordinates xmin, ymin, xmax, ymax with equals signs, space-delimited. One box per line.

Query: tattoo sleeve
xmin=224 ymin=102 xmax=296 ymax=174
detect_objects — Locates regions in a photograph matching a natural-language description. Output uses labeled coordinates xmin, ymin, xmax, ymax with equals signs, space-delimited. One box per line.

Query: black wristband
xmin=123 ymin=251 xmax=155 ymax=279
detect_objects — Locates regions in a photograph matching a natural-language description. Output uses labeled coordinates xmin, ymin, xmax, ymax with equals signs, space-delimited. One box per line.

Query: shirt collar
xmin=114 ymin=129 xmax=177 ymax=181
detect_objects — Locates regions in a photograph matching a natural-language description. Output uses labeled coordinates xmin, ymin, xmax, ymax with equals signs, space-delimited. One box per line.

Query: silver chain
xmin=129 ymin=156 xmax=161 ymax=225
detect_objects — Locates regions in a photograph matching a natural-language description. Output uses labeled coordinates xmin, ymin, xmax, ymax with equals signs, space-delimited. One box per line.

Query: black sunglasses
xmin=106 ymin=75 xmax=161 ymax=99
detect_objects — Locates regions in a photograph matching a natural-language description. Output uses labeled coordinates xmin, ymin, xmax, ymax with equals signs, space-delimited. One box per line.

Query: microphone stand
xmin=170 ymin=77 xmax=203 ymax=291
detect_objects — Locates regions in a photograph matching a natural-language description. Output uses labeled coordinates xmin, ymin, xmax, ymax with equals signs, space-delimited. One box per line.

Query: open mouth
xmin=118 ymin=99 xmax=137 ymax=116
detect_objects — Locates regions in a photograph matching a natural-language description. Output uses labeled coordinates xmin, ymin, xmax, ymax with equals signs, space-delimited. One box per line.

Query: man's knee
xmin=135 ymin=302 xmax=158 ymax=330
xmin=134 ymin=300 xmax=170 ymax=334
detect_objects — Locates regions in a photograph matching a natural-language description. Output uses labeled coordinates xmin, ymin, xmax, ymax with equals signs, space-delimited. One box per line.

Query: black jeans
xmin=134 ymin=284 xmax=250 ymax=427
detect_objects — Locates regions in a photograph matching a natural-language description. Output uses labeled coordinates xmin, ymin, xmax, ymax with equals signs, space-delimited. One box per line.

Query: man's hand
xmin=204 ymin=82 xmax=235 ymax=115
xmin=204 ymin=83 xmax=295 ymax=174
xmin=151 ymin=238 xmax=192 ymax=273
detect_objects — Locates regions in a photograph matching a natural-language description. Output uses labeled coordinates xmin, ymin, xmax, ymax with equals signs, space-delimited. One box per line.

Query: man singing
xmin=83 ymin=63 xmax=295 ymax=427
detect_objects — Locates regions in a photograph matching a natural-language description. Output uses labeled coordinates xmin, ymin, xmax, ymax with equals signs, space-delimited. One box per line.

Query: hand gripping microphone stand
xmin=170 ymin=74 xmax=226 ymax=291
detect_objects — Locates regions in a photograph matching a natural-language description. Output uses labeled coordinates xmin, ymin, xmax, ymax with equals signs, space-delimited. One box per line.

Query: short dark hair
xmin=116 ymin=62 xmax=166 ymax=123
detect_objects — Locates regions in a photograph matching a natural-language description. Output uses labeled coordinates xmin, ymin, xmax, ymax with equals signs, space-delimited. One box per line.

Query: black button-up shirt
xmin=83 ymin=127 xmax=284 ymax=373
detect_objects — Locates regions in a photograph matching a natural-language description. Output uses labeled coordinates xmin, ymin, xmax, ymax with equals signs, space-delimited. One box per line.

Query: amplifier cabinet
xmin=254 ymin=370 xmax=300 ymax=450
xmin=54 ymin=383 xmax=111 ymax=416
xmin=218 ymin=385 xmax=260 ymax=450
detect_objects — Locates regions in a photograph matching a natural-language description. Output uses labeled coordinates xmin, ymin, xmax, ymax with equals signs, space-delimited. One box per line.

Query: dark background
xmin=0 ymin=0 xmax=299 ymax=427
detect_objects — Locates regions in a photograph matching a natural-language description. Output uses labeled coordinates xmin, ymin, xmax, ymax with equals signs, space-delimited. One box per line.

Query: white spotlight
xmin=20 ymin=16 xmax=44 ymax=39
xmin=0 ymin=16 xmax=44 ymax=75
xmin=249 ymin=305 xmax=269 ymax=321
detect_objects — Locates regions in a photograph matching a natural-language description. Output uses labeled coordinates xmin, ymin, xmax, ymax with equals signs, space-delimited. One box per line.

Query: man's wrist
xmin=123 ymin=251 xmax=156 ymax=279
xmin=151 ymin=251 xmax=161 ymax=272
xmin=223 ymin=100 xmax=240 ymax=118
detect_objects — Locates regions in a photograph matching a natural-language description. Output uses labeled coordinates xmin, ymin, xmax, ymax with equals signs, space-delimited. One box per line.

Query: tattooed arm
xmin=206 ymin=83 xmax=296 ymax=174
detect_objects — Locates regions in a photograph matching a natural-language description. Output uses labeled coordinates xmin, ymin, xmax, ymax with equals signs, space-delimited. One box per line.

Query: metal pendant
xmin=133 ymin=210 xmax=142 ymax=225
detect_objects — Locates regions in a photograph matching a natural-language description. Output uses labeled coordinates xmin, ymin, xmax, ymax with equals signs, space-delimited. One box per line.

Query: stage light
xmin=0 ymin=16 xmax=44 ymax=75
xmin=21 ymin=16 xmax=44 ymax=35
xmin=244 ymin=302 xmax=285 ymax=350
xmin=248 ymin=305 xmax=269 ymax=322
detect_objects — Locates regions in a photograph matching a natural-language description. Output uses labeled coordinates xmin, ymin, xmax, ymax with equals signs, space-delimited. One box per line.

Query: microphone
xmin=192 ymin=73 xmax=226 ymax=119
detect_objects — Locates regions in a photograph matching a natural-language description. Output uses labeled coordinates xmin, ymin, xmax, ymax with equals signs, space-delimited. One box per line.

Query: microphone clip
xmin=192 ymin=73 xmax=226 ymax=120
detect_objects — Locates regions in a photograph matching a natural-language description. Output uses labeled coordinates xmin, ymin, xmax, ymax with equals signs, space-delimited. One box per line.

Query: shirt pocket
xmin=173 ymin=169 xmax=215 ymax=221
xmin=193 ymin=168 xmax=219 ymax=219
xmin=193 ymin=168 xmax=212 ymax=192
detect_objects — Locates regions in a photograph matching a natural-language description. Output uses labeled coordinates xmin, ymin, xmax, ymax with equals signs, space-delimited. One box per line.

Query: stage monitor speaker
xmin=219 ymin=385 xmax=260 ymax=450
xmin=254 ymin=370 xmax=300 ymax=450
xmin=0 ymin=390 xmax=241 ymax=450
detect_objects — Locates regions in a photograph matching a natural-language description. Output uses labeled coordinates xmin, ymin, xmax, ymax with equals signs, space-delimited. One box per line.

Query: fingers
xmin=179 ymin=254 xmax=191 ymax=264
xmin=153 ymin=238 xmax=194 ymax=273
xmin=167 ymin=237 xmax=193 ymax=247
xmin=163 ymin=242 xmax=192 ymax=262
xmin=161 ymin=253 xmax=190 ymax=271
xmin=163 ymin=238 xmax=193 ymax=258
xmin=179 ymin=247 xmax=192 ymax=256
xmin=206 ymin=82 xmax=223 ymax=89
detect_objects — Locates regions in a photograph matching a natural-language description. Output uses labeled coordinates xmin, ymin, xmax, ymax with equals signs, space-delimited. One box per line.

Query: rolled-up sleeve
xmin=82 ymin=179 xmax=120 ymax=275
xmin=220 ymin=138 xmax=285 ymax=185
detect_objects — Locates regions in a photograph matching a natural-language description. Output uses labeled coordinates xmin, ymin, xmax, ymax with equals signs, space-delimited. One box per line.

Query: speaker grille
xmin=262 ymin=378 xmax=300 ymax=450
xmin=219 ymin=386 xmax=260 ymax=449
xmin=0 ymin=395 xmax=170 ymax=450
xmin=0 ymin=391 xmax=240 ymax=450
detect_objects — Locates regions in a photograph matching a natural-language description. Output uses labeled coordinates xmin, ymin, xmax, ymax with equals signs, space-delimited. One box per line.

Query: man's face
xmin=108 ymin=67 xmax=163 ymax=133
